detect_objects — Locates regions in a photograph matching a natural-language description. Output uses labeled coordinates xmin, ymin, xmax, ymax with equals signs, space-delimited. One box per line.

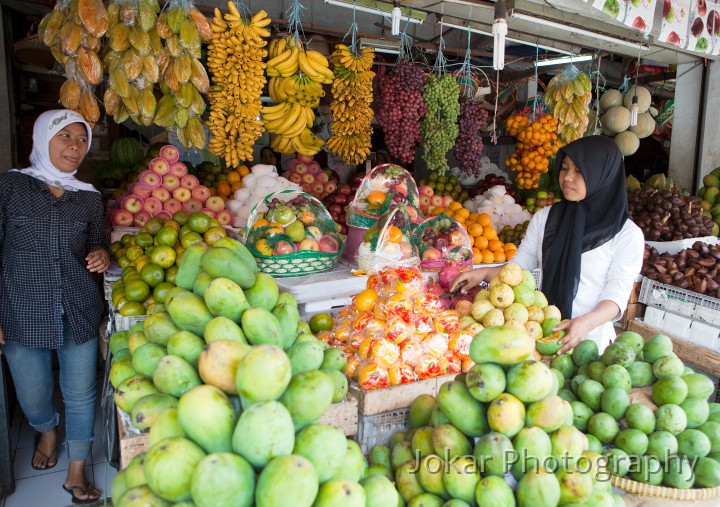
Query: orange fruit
xmin=385 ymin=225 xmax=403 ymax=243
xmin=494 ymin=251 xmax=506 ymax=262
xmin=478 ymin=213 xmax=492 ymax=227
xmin=355 ymin=289 xmax=379 ymax=312
xmin=431 ymin=207 xmax=445 ymax=216
xmin=452 ymin=213 xmax=466 ymax=225
xmin=366 ymin=190 xmax=387 ymax=206
xmin=231 ymin=181 xmax=243 ymax=192
xmin=504 ymin=243 xmax=518 ymax=252
xmin=488 ymin=239 xmax=503 ymax=252
xmin=480 ymin=250 xmax=495 ymax=263
xmin=455 ymin=208 xmax=470 ymax=220
xmin=472 ymin=248 xmax=482 ymax=264
xmin=238 ymin=165 xmax=250 ymax=177
xmin=482 ymin=227 xmax=498 ymax=240
xmin=208 ymin=187 xmax=218 ymax=197
xmin=252 ymin=218 xmax=269 ymax=229
xmin=474 ymin=236 xmax=488 ymax=250
xmin=264 ymin=222 xmax=284 ymax=236
xmin=255 ymin=239 xmax=273 ymax=255
xmin=227 ymin=172 xmax=241 ymax=184
xmin=505 ymin=249 xmax=516 ymax=260
xmin=217 ymin=181 xmax=231 ymax=197
xmin=448 ymin=201 xmax=462 ymax=212
xmin=468 ymin=223 xmax=483 ymax=237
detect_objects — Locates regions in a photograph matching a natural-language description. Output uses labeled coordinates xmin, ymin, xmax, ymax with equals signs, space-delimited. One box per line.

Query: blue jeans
xmin=2 ymin=316 xmax=97 ymax=462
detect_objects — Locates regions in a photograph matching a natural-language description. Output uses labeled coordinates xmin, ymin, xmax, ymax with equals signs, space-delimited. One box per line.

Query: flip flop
xmin=31 ymin=433 xmax=57 ymax=471
xmin=62 ymin=483 xmax=101 ymax=505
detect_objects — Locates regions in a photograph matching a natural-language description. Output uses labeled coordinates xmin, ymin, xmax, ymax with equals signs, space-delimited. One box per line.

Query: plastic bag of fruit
xmin=242 ymin=190 xmax=344 ymax=276
xmin=413 ymin=214 xmax=474 ymax=271
xmin=356 ymin=204 xmax=421 ymax=273
xmin=346 ymin=164 xmax=422 ymax=229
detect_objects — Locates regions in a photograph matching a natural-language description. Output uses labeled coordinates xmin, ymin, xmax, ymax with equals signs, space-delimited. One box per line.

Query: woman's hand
xmin=449 ymin=266 xmax=502 ymax=294
xmin=554 ymin=315 xmax=596 ymax=355
xmin=86 ymin=248 xmax=110 ymax=273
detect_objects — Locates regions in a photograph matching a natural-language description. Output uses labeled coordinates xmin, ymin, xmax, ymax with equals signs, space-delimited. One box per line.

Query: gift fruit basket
xmin=243 ymin=190 xmax=344 ymax=277
xmin=356 ymin=204 xmax=420 ymax=273
xmin=413 ymin=215 xmax=474 ymax=272
xmin=346 ymin=164 xmax=422 ymax=230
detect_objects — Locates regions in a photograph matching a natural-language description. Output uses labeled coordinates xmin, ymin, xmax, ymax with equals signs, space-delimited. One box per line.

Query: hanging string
xmin=458 ymin=26 xmax=474 ymax=98
xmin=618 ymin=75 xmax=631 ymax=94
xmin=433 ymin=17 xmax=447 ymax=74
xmin=397 ymin=8 xmax=415 ymax=63
xmin=592 ymin=55 xmax=603 ymax=134
xmin=491 ymin=70 xmax=500 ymax=145
xmin=285 ymin=0 xmax=307 ymax=45
xmin=531 ymin=44 xmax=539 ymax=121
xmin=343 ymin=0 xmax=360 ymax=54
xmin=228 ymin=0 xmax=252 ymax=17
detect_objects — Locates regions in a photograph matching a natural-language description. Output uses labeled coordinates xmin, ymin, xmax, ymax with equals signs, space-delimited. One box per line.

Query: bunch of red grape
xmin=375 ymin=62 xmax=427 ymax=164
xmin=453 ymin=96 xmax=489 ymax=176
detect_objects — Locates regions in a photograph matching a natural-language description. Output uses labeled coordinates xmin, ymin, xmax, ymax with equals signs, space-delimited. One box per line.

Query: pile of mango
xmin=367 ymin=325 xmax=720 ymax=506
xmin=107 ymin=237 xmax=404 ymax=506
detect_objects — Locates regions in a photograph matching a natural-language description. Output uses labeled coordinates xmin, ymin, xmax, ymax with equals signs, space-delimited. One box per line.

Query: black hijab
xmin=541 ymin=136 xmax=628 ymax=318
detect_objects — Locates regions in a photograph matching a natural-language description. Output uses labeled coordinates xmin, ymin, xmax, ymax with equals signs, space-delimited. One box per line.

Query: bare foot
xmin=32 ymin=430 xmax=57 ymax=470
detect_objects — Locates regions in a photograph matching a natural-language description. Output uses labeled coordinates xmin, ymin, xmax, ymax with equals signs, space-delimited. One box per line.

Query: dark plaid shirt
xmin=0 ymin=172 xmax=106 ymax=349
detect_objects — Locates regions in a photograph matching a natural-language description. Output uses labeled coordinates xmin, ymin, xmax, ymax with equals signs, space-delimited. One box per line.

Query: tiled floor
xmin=1 ymin=378 xmax=117 ymax=507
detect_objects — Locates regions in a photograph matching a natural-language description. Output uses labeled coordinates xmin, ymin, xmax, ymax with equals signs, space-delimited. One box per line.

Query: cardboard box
xmin=349 ymin=374 xmax=458 ymax=416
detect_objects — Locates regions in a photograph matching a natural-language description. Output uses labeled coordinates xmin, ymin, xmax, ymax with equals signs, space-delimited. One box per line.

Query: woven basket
xmin=243 ymin=190 xmax=344 ymax=278
xmin=611 ymin=475 xmax=720 ymax=501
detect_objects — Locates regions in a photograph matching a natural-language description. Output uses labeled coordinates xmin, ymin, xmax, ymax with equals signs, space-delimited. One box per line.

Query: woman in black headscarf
xmin=450 ymin=136 xmax=644 ymax=354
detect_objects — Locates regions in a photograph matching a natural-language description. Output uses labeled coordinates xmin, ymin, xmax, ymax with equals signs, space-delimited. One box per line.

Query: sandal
xmin=31 ymin=433 xmax=57 ymax=471
xmin=63 ymin=483 xmax=101 ymax=505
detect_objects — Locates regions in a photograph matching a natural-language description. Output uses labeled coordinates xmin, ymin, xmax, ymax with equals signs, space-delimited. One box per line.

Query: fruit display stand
xmin=351 ymin=374 xmax=457 ymax=453
xmin=110 ymin=226 xmax=141 ymax=244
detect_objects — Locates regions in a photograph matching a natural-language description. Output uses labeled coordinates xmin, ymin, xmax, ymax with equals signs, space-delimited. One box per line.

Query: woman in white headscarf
xmin=0 ymin=110 xmax=108 ymax=503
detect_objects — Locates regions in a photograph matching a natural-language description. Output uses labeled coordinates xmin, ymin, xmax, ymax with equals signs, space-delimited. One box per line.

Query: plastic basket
xmin=639 ymin=277 xmax=720 ymax=327
xmin=243 ymin=190 xmax=344 ymax=278
xmin=610 ymin=474 xmax=720 ymax=500
xmin=355 ymin=408 xmax=410 ymax=454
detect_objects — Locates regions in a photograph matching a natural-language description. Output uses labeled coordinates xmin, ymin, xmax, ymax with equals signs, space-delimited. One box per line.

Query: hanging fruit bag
xmin=412 ymin=215 xmax=474 ymax=272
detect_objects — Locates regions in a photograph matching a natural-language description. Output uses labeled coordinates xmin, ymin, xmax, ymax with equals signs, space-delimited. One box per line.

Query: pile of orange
xmin=465 ymin=212 xmax=517 ymax=264
xmin=505 ymin=113 xmax=564 ymax=190
xmin=208 ymin=165 xmax=250 ymax=200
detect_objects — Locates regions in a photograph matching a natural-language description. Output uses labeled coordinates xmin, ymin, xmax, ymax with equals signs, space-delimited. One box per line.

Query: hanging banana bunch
xmin=153 ymin=0 xmax=211 ymax=149
xmin=262 ymin=36 xmax=332 ymax=155
xmin=206 ymin=3 xmax=270 ymax=168
xmin=544 ymin=70 xmax=593 ymax=143
xmin=103 ymin=0 xmax=162 ymax=127
xmin=326 ymin=44 xmax=375 ymax=166
xmin=38 ymin=0 xmax=108 ymax=126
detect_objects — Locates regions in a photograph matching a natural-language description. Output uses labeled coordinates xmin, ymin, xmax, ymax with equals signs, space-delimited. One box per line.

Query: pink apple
xmin=200 ymin=208 xmax=217 ymax=218
xmin=288 ymin=173 xmax=303 ymax=184
xmin=149 ymin=157 xmax=170 ymax=176
xmin=159 ymin=144 xmax=180 ymax=163
xmin=205 ymin=196 xmax=225 ymax=212
xmin=442 ymin=196 xmax=454 ymax=208
xmin=151 ymin=187 xmax=171 ymax=202
xmin=111 ymin=209 xmax=134 ymax=227
xmin=311 ymin=181 xmax=325 ymax=196
xmin=169 ymin=161 xmax=188 ymax=178
xmin=302 ymin=173 xmax=315 ymax=184
xmin=294 ymin=164 xmax=307 ymax=175
xmin=419 ymin=195 xmax=431 ymax=208
xmin=183 ymin=198 xmax=203 ymax=213
xmin=407 ymin=206 xmax=419 ymax=222
xmin=422 ymin=247 xmax=441 ymax=260
xmin=318 ymin=235 xmax=339 ymax=253
xmin=180 ymin=174 xmax=199 ymax=189
xmin=296 ymin=153 xmax=313 ymax=164
xmin=140 ymin=170 xmax=161 ymax=188
xmin=155 ymin=211 xmax=172 ymax=220
xmin=133 ymin=210 xmax=151 ymax=227
xmin=164 ymin=198 xmax=182 ymax=214
xmin=306 ymin=161 xmax=321 ymax=175
xmin=338 ymin=184 xmax=353 ymax=195
xmin=419 ymin=185 xmax=434 ymax=197
xmin=298 ymin=238 xmax=320 ymax=251
xmin=324 ymin=181 xmax=337 ymax=195
xmin=316 ymin=172 xmax=329 ymax=183
xmin=132 ymin=182 xmax=153 ymax=199
xmin=216 ymin=210 xmax=233 ymax=226
xmin=143 ymin=197 xmax=163 ymax=215
xmin=173 ymin=187 xmax=192 ymax=202
xmin=123 ymin=195 xmax=144 ymax=213
xmin=273 ymin=240 xmax=296 ymax=256
xmin=306 ymin=225 xmax=322 ymax=240
xmin=191 ymin=185 xmax=211 ymax=202
xmin=162 ymin=174 xmax=180 ymax=191
xmin=430 ymin=195 xmax=443 ymax=207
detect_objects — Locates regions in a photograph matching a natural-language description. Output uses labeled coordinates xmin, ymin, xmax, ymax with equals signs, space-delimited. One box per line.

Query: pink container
xmin=342 ymin=225 xmax=368 ymax=266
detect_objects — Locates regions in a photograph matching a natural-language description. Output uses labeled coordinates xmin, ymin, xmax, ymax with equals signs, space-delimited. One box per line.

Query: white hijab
xmin=11 ymin=109 xmax=99 ymax=193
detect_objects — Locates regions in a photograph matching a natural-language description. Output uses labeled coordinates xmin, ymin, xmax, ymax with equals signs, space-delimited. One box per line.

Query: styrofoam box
xmin=662 ymin=311 xmax=693 ymax=341
xmin=688 ymin=320 xmax=720 ymax=351
xmin=643 ymin=306 xmax=666 ymax=328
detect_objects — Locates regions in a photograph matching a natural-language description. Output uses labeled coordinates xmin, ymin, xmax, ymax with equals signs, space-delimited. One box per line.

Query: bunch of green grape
xmin=420 ymin=74 xmax=460 ymax=175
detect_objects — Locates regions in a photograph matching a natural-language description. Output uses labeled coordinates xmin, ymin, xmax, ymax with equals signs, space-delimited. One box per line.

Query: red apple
xmin=324 ymin=181 xmax=337 ymax=195
xmin=111 ymin=209 xmax=134 ymax=227
xmin=149 ymin=157 xmax=170 ymax=176
xmin=419 ymin=195 xmax=431 ymax=208
xmin=339 ymin=184 xmax=352 ymax=195
xmin=169 ymin=161 xmax=188 ymax=178
xmin=316 ymin=172 xmax=329 ymax=183
xmin=140 ymin=170 xmax=161 ymax=188
xmin=163 ymin=198 xmax=182 ymax=214
xmin=180 ymin=174 xmax=199 ymax=189
xmin=159 ymin=145 xmax=180 ymax=163
xmin=216 ymin=210 xmax=233 ymax=226
xmin=172 ymin=187 xmax=191 ymax=202
xmin=123 ymin=195 xmax=144 ymax=213
xmin=155 ymin=211 xmax=172 ymax=220
xmin=191 ymin=185 xmax=211 ymax=202
xmin=431 ymin=195 xmax=443 ymax=207
xmin=296 ymin=153 xmax=313 ymax=164
xmin=133 ymin=210 xmax=151 ymax=227
xmin=318 ymin=235 xmax=339 ymax=253
xmin=422 ymin=247 xmax=441 ymax=261
xmin=162 ymin=174 xmax=180 ymax=191
xmin=302 ymin=173 xmax=315 ymax=184
xmin=311 ymin=181 xmax=325 ymax=196
xmin=152 ymin=187 xmax=171 ymax=202
xmin=183 ymin=198 xmax=203 ymax=214
xmin=288 ymin=173 xmax=303 ymax=184
xmin=205 ymin=196 xmax=225 ymax=212
xmin=294 ymin=164 xmax=307 ymax=175
xmin=274 ymin=241 xmax=296 ymax=256
xmin=665 ymin=31 xmax=681 ymax=46
xmin=131 ymin=182 xmax=153 ymax=199
xmin=298 ymin=238 xmax=320 ymax=251
xmin=333 ymin=193 xmax=348 ymax=206
xmin=632 ymin=16 xmax=647 ymax=32
xmin=143 ymin=197 xmax=162 ymax=215
xmin=200 ymin=208 xmax=216 ymax=218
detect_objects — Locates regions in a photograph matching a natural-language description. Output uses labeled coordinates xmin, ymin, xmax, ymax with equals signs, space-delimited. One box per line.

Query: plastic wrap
xmin=413 ymin=214 xmax=473 ymax=271
xmin=356 ymin=204 xmax=420 ymax=273
xmin=346 ymin=164 xmax=422 ymax=229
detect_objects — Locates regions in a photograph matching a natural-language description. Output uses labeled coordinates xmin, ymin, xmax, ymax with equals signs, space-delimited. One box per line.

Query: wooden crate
xmin=349 ymin=374 xmax=458 ymax=417
xmin=117 ymin=407 xmax=149 ymax=469
xmin=627 ymin=319 xmax=720 ymax=378
xmin=318 ymin=393 xmax=359 ymax=436
xmin=620 ymin=302 xmax=646 ymax=329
